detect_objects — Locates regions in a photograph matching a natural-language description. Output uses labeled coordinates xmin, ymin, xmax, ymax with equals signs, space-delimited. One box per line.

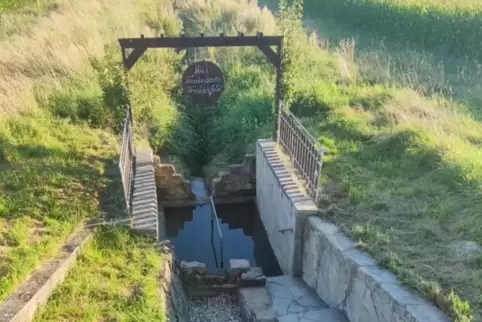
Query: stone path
xmin=266 ymin=276 xmax=348 ymax=322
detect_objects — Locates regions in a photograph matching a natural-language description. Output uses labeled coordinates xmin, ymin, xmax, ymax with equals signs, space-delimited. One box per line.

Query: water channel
xmin=164 ymin=178 xmax=282 ymax=276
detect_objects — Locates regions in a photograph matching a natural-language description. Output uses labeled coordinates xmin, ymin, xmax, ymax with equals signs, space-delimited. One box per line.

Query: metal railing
xmin=119 ymin=105 xmax=135 ymax=214
xmin=209 ymin=196 xmax=224 ymax=270
xmin=277 ymin=104 xmax=325 ymax=202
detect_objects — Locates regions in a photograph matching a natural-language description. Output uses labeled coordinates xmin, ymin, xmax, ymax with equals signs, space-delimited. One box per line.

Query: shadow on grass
xmin=298 ymin=98 xmax=482 ymax=319
xmin=0 ymin=131 xmax=128 ymax=301
xmin=0 ymin=138 xmax=123 ymax=222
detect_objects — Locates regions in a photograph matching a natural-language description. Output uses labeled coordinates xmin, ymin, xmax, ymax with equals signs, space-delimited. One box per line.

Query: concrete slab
xmin=266 ymin=276 xmax=347 ymax=322
xmin=238 ymin=287 xmax=277 ymax=322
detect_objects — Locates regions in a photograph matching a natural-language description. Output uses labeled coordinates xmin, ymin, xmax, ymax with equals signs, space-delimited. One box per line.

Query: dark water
xmin=164 ymin=179 xmax=282 ymax=276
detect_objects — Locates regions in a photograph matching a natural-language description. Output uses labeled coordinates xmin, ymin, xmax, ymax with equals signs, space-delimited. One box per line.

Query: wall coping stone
xmin=132 ymin=148 xmax=158 ymax=239
xmin=257 ymin=139 xmax=318 ymax=214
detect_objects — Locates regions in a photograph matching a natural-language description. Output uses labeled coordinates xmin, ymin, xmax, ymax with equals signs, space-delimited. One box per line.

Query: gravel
xmin=188 ymin=293 xmax=241 ymax=322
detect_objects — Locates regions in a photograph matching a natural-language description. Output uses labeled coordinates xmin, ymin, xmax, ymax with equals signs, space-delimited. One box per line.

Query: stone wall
xmin=178 ymin=259 xmax=267 ymax=298
xmin=255 ymin=139 xmax=318 ymax=275
xmin=255 ymin=139 xmax=449 ymax=322
xmin=301 ymin=217 xmax=449 ymax=322
xmin=210 ymin=154 xmax=256 ymax=197
xmin=158 ymin=242 xmax=190 ymax=322
xmin=154 ymin=156 xmax=194 ymax=202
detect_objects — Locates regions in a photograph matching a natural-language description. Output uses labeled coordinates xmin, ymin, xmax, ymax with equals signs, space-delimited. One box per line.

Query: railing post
xmin=274 ymin=42 xmax=283 ymax=141
xmin=276 ymin=108 xmax=325 ymax=202
xmin=276 ymin=100 xmax=283 ymax=145
xmin=209 ymin=196 xmax=224 ymax=271
xmin=119 ymin=105 xmax=136 ymax=216
xmin=220 ymin=239 xmax=224 ymax=269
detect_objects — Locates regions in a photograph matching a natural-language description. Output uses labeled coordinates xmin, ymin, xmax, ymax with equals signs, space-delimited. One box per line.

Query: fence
xmin=209 ymin=196 xmax=224 ymax=270
xmin=119 ymin=105 xmax=135 ymax=214
xmin=277 ymin=104 xmax=325 ymax=202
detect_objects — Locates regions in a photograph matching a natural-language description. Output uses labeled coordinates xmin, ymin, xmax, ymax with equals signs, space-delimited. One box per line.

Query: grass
xmin=1 ymin=0 xmax=481 ymax=321
xmin=173 ymin=0 xmax=482 ymax=320
xmin=0 ymin=115 xmax=120 ymax=301
xmin=34 ymin=227 xmax=167 ymax=321
xmin=302 ymin=0 xmax=482 ymax=61
xmin=0 ymin=0 xmax=66 ymax=39
xmin=270 ymin=2 xmax=482 ymax=320
xmin=259 ymin=0 xmax=482 ymax=120
xmin=304 ymin=84 xmax=482 ymax=320
xmin=0 ymin=0 xmax=180 ymax=314
xmin=0 ymin=0 xmax=39 ymax=12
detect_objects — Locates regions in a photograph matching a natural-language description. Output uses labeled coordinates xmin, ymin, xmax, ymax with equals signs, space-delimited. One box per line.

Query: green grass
xmin=0 ymin=114 xmax=120 ymax=301
xmin=35 ymin=227 xmax=166 ymax=321
xmin=303 ymin=0 xmax=482 ymax=60
xmin=0 ymin=0 xmax=180 ymax=310
xmin=282 ymin=22 xmax=482 ymax=321
xmin=0 ymin=0 xmax=37 ymax=12
xmin=173 ymin=0 xmax=482 ymax=320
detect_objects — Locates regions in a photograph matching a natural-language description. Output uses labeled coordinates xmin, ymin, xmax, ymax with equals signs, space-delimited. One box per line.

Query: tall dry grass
xmin=0 ymin=0 xmax=181 ymax=303
xmin=0 ymin=0 xmax=176 ymax=115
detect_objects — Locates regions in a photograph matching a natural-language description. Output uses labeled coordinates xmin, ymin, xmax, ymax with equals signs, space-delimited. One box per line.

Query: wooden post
xmin=274 ymin=42 xmax=283 ymax=141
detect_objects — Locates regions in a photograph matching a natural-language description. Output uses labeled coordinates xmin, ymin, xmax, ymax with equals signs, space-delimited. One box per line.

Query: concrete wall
xmin=255 ymin=139 xmax=318 ymax=275
xmin=255 ymin=139 xmax=449 ymax=322
xmin=301 ymin=217 xmax=449 ymax=322
xmin=157 ymin=241 xmax=189 ymax=322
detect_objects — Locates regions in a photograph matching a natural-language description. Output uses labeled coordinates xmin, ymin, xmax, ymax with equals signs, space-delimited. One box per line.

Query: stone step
xmin=266 ymin=276 xmax=348 ymax=322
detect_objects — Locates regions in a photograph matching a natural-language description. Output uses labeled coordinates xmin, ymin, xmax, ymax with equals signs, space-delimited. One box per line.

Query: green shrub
xmin=46 ymin=82 xmax=112 ymax=128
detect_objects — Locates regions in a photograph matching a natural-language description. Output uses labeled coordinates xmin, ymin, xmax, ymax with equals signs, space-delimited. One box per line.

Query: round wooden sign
xmin=182 ymin=61 xmax=225 ymax=105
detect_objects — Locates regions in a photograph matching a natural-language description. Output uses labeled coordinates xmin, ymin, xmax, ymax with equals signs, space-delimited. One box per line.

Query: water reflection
xmin=164 ymin=179 xmax=281 ymax=276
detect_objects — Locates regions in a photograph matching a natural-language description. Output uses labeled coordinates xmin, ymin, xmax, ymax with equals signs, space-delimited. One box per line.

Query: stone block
xmin=308 ymin=216 xmax=339 ymax=235
xmin=179 ymin=261 xmax=208 ymax=276
xmin=240 ymin=267 xmax=267 ymax=287
xmin=238 ymin=287 xmax=276 ymax=322
xmin=228 ymin=259 xmax=250 ymax=277
xmin=397 ymin=303 xmax=450 ymax=322
xmin=300 ymin=215 xmax=449 ymax=322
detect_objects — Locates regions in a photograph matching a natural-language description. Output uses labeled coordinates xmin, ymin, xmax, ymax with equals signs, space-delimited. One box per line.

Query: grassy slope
xmin=35 ymin=228 xmax=166 ymax=321
xmin=0 ymin=115 xmax=120 ymax=301
xmin=0 ymin=0 xmax=178 ymax=317
xmin=170 ymin=1 xmax=482 ymax=319
xmin=260 ymin=0 xmax=482 ymax=320
xmin=2 ymin=0 xmax=481 ymax=321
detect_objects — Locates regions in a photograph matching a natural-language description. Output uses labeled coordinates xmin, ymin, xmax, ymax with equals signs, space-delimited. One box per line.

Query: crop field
xmin=303 ymin=0 xmax=482 ymax=60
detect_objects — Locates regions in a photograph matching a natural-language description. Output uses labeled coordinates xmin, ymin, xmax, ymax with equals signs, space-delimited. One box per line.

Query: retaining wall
xmin=154 ymin=160 xmax=194 ymax=202
xmin=210 ymin=154 xmax=256 ymax=197
xmin=256 ymin=139 xmax=318 ymax=276
xmin=302 ymin=217 xmax=448 ymax=322
xmin=255 ymin=139 xmax=449 ymax=322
